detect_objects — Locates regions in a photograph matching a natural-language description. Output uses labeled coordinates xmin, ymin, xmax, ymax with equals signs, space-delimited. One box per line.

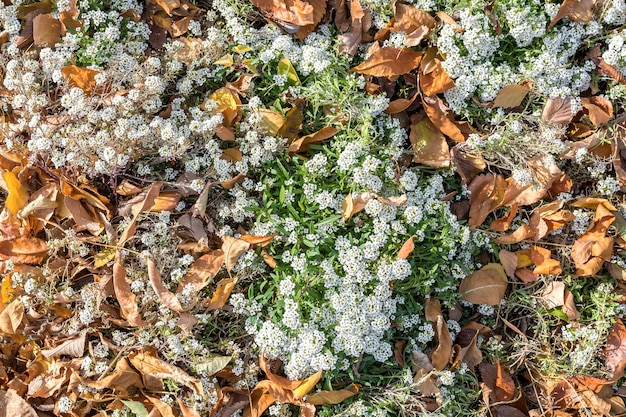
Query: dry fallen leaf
xmin=0 ymin=389 xmax=38 ymax=417
xmin=398 ymin=236 xmax=415 ymax=259
xmin=41 ymin=330 xmax=86 ymax=358
xmin=542 ymin=96 xmax=574 ymax=125
xmin=2 ymin=171 xmax=29 ymax=215
xmin=129 ymin=350 xmax=203 ymax=395
xmin=113 ymin=251 xmax=148 ymax=327
xmin=410 ymin=114 xmax=450 ymax=168
xmin=306 ymin=384 xmax=359 ymax=405
xmin=604 ymin=318 xmax=626 ymax=379
xmin=177 ymin=250 xmax=225 ymax=293
xmin=548 ymin=0 xmax=596 ymax=30
xmin=459 ymin=263 xmax=508 ymax=305
xmin=422 ymin=94 xmax=476 ymax=142
xmin=204 ymin=277 xmax=236 ymax=310
xmin=350 ymin=47 xmax=423 ymax=77
xmin=0 ymin=299 xmax=24 ymax=334
xmin=491 ymin=84 xmax=530 ymax=109
xmin=222 ymin=236 xmax=251 ymax=272
xmin=288 ymin=126 xmax=338 ymax=153
xmin=581 ymin=96 xmax=614 ymax=126
xmin=32 ymin=13 xmax=61 ymax=46
xmin=148 ymin=258 xmax=185 ymax=312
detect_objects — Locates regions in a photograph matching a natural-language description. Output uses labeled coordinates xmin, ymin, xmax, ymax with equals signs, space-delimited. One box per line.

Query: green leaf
xmin=121 ymin=400 xmax=149 ymax=417
xmin=194 ymin=356 xmax=232 ymax=376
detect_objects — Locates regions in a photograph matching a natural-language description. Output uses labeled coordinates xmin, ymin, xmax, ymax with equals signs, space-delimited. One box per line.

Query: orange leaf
xmin=530 ymin=246 xmax=562 ymax=275
xmin=422 ymin=94 xmax=475 ymax=142
xmin=60 ymin=65 xmax=100 ymax=94
xmin=581 ymin=96 xmax=613 ymax=126
xmin=240 ymin=234 xmax=276 ymax=246
xmin=459 ymin=263 xmax=508 ymax=305
xmin=251 ymin=0 xmax=315 ymax=26
xmin=3 ymin=171 xmax=29 ymax=215
xmin=398 ymin=236 xmax=414 ymax=259
xmin=204 ymin=278 xmax=236 ymax=311
xmin=350 ymin=47 xmax=423 ymax=77
xmin=393 ymin=3 xmax=435 ymax=33
xmin=80 ymin=358 xmax=144 ymax=391
xmin=288 ymin=126 xmax=338 ymax=153
xmin=0 ymin=236 xmax=49 ymax=264
xmin=494 ymin=225 xmax=535 ymax=244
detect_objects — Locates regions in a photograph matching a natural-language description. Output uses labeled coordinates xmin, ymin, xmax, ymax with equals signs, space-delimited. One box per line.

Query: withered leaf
xmin=61 ymin=65 xmax=100 ymax=95
xmin=204 ymin=277 xmax=236 ymax=311
xmin=148 ymin=258 xmax=184 ymax=312
xmin=288 ymin=126 xmax=338 ymax=153
xmin=423 ymin=94 xmax=475 ymax=142
xmin=306 ymin=384 xmax=359 ymax=405
xmin=41 ymin=330 xmax=86 ymax=358
xmin=491 ymin=84 xmax=530 ymax=109
xmin=548 ymin=0 xmax=595 ymax=30
xmin=430 ymin=315 xmax=452 ymax=371
xmin=398 ymin=236 xmax=414 ymax=259
xmin=113 ymin=251 xmax=148 ymax=327
xmin=542 ymin=96 xmax=573 ymax=125
xmin=222 ymin=236 xmax=251 ymax=272
xmin=581 ymin=96 xmax=613 ymax=126
xmin=0 ymin=236 xmax=49 ymax=265
xmin=605 ymin=318 xmax=626 ymax=379
xmin=410 ymin=114 xmax=450 ymax=168
xmin=459 ymin=263 xmax=508 ymax=305
xmin=350 ymin=47 xmax=423 ymax=77
xmin=0 ymin=389 xmax=38 ymax=417
xmin=2 ymin=171 xmax=29 ymax=215
xmin=32 ymin=13 xmax=61 ymax=46
xmin=129 ymin=350 xmax=203 ymax=395
xmin=177 ymin=250 xmax=224 ymax=293
xmin=0 ymin=299 xmax=24 ymax=334
xmin=250 ymin=0 xmax=315 ymax=26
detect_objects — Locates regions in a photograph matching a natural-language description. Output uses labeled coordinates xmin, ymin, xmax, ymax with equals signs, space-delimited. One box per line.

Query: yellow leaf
xmin=3 ymin=171 xmax=29 ymax=215
xmin=205 ymin=278 xmax=236 ymax=311
xmin=232 ymin=45 xmax=251 ymax=54
xmin=214 ymin=54 xmax=234 ymax=67
xmin=306 ymin=384 xmax=359 ymax=405
xmin=208 ymin=87 xmax=239 ymax=114
xmin=277 ymin=58 xmax=301 ymax=85
xmin=293 ymin=370 xmax=323 ymax=399
xmin=94 ymin=248 xmax=116 ymax=268
xmin=242 ymin=58 xmax=259 ymax=74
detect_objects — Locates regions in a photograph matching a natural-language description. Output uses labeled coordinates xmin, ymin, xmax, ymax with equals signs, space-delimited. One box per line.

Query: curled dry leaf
xmin=572 ymin=204 xmax=615 ymax=277
xmin=581 ymin=96 xmax=614 ymax=126
xmin=419 ymin=56 xmax=455 ymax=96
xmin=250 ymin=0 xmax=315 ymax=27
xmin=113 ymin=251 xmax=148 ymax=327
xmin=222 ymin=236 xmax=251 ymax=272
xmin=494 ymin=224 xmax=535 ymax=244
xmin=530 ymin=245 xmax=562 ymax=276
xmin=338 ymin=0 xmax=372 ymax=56
xmin=41 ymin=330 xmax=86 ymax=358
xmin=392 ymin=3 xmax=436 ymax=46
xmin=0 ymin=236 xmax=49 ymax=265
xmin=129 ymin=350 xmax=203 ymax=395
xmin=430 ymin=315 xmax=453 ymax=371
xmin=204 ymin=277 xmax=236 ymax=311
xmin=350 ymin=47 xmax=423 ymax=77
xmin=422 ymin=94 xmax=476 ymax=142
xmin=459 ymin=263 xmax=508 ymax=305
xmin=81 ymin=357 xmax=144 ymax=391
xmin=148 ymin=258 xmax=184 ymax=312
xmin=604 ymin=318 xmax=626 ymax=379
xmin=288 ymin=126 xmax=338 ymax=153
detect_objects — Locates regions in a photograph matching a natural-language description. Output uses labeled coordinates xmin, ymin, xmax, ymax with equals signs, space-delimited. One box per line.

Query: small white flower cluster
xmin=603 ymin=28 xmax=626 ymax=76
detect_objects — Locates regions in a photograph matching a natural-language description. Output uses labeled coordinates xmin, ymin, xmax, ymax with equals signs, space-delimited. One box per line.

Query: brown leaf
xmin=113 ymin=251 xmax=148 ymax=327
xmin=410 ymin=114 xmax=450 ymax=168
xmin=419 ymin=57 xmax=455 ymax=95
xmin=306 ymin=384 xmax=359 ymax=405
xmin=581 ymin=96 xmax=613 ymax=126
xmin=384 ymin=97 xmax=416 ymax=115
xmin=467 ymin=173 xmax=509 ymax=228
xmin=129 ymin=350 xmax=203 ymax=395
xmin=459 ymin=263 xmax=508 ymax=305
xmin=498 ymin=250 xmax=518 ymax=279
xmin=393 ymin=3 xmax=436 ymax=34
xmin=277 ymin=106 xmax=303 ymax=140
xmin=221 ymin=236 xmax=251 ymax=272
xmin=337 ymin=0 xmax=372 ymax=56
xmin=41 ymin=330 xmax=86 ymax=358
xmin=530 ymin=246 xmax=562 ymax=276
xmin=492 ymin=84 xmax=530 ymax=109
xmin=288 ymin=126 xmax=338 ymax=153
xmin=0 ymin=299 xmax=24 ymax=334
xmin=81 ymin=357 xmax=144 ymax=391
xmin=350 ymin=47 xmax=423 ymax=77
xmin=398 ymin=236 xmax=414 ymax=259
xmin=177 ymin=250 xmax=224 ymax=293
xmin=148 ymin=258 xmax=184 ymax=312
xmin=0 ymin=389 xmax=38 ymax=417
xmin=430 ymin=315 xmax=452 ymax=370
xmin=422 ymin=94 xmax=475 ymax=142
xmin=294 ymin=0 xmax=326 ymax=40
xmin=604 ymin=318 xmax=626 ymax=379
xmin=542 ymin=96 xmax=573 ymax=125
xmin=250 ymin=0 xmax=315 ymax=27
xmin=548 ymin=0 xmax=595 ymax=30
xmin=32 ymin=13 xmax=61 ymax=46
